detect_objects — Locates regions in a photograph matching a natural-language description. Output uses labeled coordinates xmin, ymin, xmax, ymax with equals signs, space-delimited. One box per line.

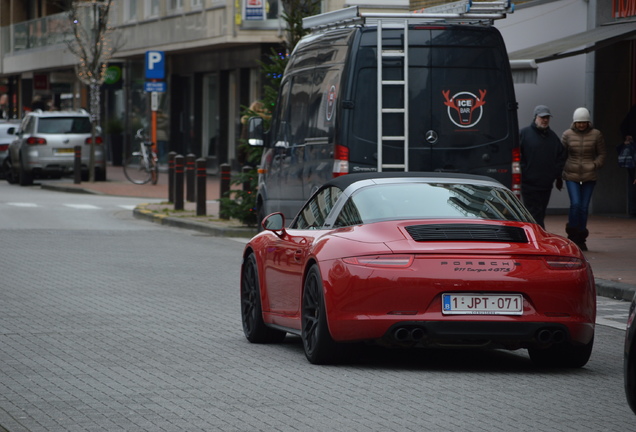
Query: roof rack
xmin=303 ymin=1 xmax=514 ymax=31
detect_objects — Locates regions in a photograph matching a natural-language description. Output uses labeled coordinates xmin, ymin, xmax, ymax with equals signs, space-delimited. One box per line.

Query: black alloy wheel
xmin=240 ymin=253 xmax=286 ymax=343
xmin=528 ymin=336 xmax=594 ymax=368
xmin=302 ymin=264 xmax=339 ymax=364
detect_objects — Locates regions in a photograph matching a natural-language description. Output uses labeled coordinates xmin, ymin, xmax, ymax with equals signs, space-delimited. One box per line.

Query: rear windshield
xmin=37 ymin=117 xmax=92 ymax=134
xmin=334 ymin=182 xmax=533 ymax=227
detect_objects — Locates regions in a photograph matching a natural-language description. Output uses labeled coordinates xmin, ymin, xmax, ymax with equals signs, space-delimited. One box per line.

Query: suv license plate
xmin=442 ymin=293 xmax=523 ymax=315
xmin=56 ymin=148 xmax=74 ymax=154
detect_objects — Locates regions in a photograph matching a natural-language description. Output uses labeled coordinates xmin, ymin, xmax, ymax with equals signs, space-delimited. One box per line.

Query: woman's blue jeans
xmin=566 ymin=180 xmax=596 ymax=230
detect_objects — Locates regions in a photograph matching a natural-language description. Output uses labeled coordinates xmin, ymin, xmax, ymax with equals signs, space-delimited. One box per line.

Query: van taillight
xmin=333 ymin=144 xmax=349 ymax=177
xmin=512 ymin=147 xmax=521 ymax=199
xmin=26 ymin=137 xmax=46 ymax=145
xmin=85 ymin=136 xmax=103 ymax=145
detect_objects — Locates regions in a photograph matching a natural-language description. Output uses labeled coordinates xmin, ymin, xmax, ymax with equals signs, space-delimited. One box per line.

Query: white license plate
xmin=442 ymin=293 xmax=523 ymax=315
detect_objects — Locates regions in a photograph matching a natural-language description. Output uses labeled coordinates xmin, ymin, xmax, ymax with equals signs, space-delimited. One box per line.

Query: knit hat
xmin=573 ymin=107 xmax=590 ymax=122
xmin=533 ymin=105 xmax=551 ymax=117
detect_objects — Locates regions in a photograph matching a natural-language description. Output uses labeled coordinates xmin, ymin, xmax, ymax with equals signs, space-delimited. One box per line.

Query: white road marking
xmin=64 ymin=204 xmax=101 ymax=210
xmin=6 ymin=202 xmax=39 ymax=207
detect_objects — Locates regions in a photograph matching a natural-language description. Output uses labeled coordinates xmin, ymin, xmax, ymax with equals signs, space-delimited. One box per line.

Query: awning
xmin=508 ymin=21 xmax=636 ymax=83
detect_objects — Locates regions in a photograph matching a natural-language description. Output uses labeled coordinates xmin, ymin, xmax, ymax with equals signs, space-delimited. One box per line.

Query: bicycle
xmin=123 ymin=128 xmax=158 ymax=185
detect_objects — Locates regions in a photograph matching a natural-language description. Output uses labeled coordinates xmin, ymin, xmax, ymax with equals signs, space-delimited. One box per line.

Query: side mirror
xmin=262 ymin=212 xmax=285 ymax=234
xmin=247 ymin=116 xmax=264 ymax=147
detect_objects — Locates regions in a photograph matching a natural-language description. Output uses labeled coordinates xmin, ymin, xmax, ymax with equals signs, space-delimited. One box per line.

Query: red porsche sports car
xmin=240 ymin=173 xmax=596 ymax=366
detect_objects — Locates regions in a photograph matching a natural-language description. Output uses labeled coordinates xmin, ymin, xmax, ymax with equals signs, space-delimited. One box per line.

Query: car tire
xmin=528 ymin=336 xmax=594 ymax=368
xmin=302 ymin=264 xmax=339 ymax=365
xmin=18 ymin=162 xmax=33 ymax=186
xmin=95 ymin=167 xmax=107 ymax=182
xmin=240 ymin=253 xmax=286 ymax=343
xmin=626 ymin=339 xmax=636 ymax=414
xmin=256 ymin=200 xmax=266 ymax=232
xmin=3 ymin=157 xmax=16 ymax=184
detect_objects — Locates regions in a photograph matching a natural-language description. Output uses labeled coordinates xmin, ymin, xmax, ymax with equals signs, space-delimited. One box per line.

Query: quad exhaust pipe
xmin=393 ymin=327 xmax=426 ymax=342
xmin=536 ymin=328 xmax=566 ymax=344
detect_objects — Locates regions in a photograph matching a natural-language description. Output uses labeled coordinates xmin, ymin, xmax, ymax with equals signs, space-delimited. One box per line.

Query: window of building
xmin=145 ymin=0 xmax=160 ymax=17
xmin=124 ymin=0 xmax=138 ymax=21
xmin=169 ymin=0 xmax=184 ymax=11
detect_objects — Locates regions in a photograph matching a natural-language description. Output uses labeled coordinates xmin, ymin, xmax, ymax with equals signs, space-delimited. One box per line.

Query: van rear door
xmin=346 ymin=26 xmax=517 ymax=187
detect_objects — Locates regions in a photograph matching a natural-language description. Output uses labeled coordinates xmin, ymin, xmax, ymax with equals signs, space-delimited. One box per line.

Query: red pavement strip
xmin=40 ymin=164 xmax=636 ymax=299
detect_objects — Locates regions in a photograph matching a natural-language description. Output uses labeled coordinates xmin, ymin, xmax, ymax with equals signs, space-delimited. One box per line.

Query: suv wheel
xmin=3 ymin=157 xmax=17 ymax=184
xmin=18 ymin=159 xmax=33 ymax=186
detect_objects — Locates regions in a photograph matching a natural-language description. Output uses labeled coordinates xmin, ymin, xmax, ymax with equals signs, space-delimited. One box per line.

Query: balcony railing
xmin=12 ymin=13 xmax=73 ymax=53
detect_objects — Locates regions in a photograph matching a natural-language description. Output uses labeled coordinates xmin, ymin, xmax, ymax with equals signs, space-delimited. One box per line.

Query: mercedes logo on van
xmin=442 ymin=89 xmax=487 ymax=129
xmin=425 ymin=130 xmax=438 ymax=144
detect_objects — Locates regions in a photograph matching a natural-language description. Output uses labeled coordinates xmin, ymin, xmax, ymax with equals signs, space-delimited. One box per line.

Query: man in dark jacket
xmin=520 ymin=105 xmax=567 ymax=228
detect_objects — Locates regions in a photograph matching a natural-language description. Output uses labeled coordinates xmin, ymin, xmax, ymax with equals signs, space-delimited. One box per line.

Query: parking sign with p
xmin=145 ymin=51 xmax=165 ymax=80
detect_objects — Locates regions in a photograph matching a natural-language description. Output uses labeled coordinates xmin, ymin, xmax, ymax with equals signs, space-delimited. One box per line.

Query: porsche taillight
xmin=332 ymin=144 xmax=349 ymax=177
xmin=343 ymin=255 xmax=414 ymax=268
xmin=511 ymin=147 xmax=521 ymax=199
xmin=544 ymin=256 xmax=584 ymax=270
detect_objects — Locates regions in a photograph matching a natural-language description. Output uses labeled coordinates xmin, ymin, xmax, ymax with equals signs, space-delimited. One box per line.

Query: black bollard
xmin=174 ymin=154 xmax=184 ymax=211
xmin=168 ymin=152 xmax=177 ymax=203
xmin=242 ymin=165 xmax=253 ymax=192
xmin=186 ymin=153 xmax=196 ymax=202
xmin=219 ymin=163 xmax=231 ymax=220
xmin=74 ymin=146 xmax=81 ymax=184
xmin=196 ymin=158 xmax=207 ymax=216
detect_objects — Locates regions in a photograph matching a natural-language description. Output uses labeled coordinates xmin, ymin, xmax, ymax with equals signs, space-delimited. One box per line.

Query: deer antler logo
xmin=442 ymin=90 xmax=487 ymax=128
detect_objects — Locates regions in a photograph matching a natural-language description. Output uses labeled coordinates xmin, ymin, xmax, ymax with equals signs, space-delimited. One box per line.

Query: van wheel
xmin=256 ymin=201 xmax=266 ymax=232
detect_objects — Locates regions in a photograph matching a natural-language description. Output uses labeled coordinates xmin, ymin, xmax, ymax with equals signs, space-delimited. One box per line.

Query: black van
xmin=249 ymin=6 xmax=520 ymax=221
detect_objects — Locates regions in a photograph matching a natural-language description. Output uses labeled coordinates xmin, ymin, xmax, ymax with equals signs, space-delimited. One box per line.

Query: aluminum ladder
xmin=376 ymin=19 xmax=409 ymax=172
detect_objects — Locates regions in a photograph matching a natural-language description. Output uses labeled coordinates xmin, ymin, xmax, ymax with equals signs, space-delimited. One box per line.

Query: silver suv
xmin=4 ymin=109 xmax=106 ymax=185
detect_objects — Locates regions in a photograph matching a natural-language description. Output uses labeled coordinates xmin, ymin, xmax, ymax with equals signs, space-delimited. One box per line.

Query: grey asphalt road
xmin=0 ymin=184 xmax=634 ymax=431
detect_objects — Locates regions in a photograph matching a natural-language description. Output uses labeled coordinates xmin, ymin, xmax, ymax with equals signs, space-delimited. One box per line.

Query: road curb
xmin=595 ymin=279 xmax=636 ymax=302
xmin=41 ymin=183 xmax=101 ymax=195
xmin=132 ymin=206 xmax=257 ymax=238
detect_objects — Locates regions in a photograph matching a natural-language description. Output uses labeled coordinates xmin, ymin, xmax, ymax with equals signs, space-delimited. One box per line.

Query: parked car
xmin=240 ymin=172 xmax=596 ymax=366
xmin=3 ymin=109 xmax=105 ymax=185
xmin=0 ymin=119 xmax=20 ymax=179
xmin=625 ymin=292 xmax=636 ymax=414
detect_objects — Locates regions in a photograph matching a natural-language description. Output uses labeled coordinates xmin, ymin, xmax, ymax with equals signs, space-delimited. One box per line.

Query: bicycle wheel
xmin=150 ymin=152 xmax=159 ymax=185
xmin=123 ymin=153 xmax=152 ymax=184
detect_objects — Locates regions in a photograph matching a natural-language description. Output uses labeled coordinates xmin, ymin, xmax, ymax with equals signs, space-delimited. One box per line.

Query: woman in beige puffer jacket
xmin=561 ymin=107 xmax=606 ymax=251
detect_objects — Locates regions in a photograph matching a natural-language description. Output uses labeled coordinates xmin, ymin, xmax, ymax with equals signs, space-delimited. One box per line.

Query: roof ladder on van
xmin=303 ymin=2 xmax=515 ymax=33
xmin=376 ymin=18 xmax=409 ymax=172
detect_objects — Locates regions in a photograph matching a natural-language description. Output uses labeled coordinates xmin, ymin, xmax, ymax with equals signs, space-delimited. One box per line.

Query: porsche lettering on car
xmin=240 ymin=173 xmax=596 ymax=366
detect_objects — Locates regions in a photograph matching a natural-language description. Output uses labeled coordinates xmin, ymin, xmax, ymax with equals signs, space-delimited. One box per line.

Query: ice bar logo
xmin=443 ymin=90 xmax=487 ymax=128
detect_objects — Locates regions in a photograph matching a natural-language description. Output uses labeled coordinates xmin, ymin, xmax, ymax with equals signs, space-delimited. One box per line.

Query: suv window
xmin=37 ymin=117 xmax=92 ymax=134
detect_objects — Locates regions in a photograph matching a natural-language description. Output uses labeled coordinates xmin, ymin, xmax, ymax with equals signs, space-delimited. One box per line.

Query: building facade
xmin=1 ymin=0 xmax=636 ymax=214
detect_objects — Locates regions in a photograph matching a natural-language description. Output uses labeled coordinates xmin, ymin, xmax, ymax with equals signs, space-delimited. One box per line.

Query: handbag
xmin=618 ymin=144 xmax=635 ymax=168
